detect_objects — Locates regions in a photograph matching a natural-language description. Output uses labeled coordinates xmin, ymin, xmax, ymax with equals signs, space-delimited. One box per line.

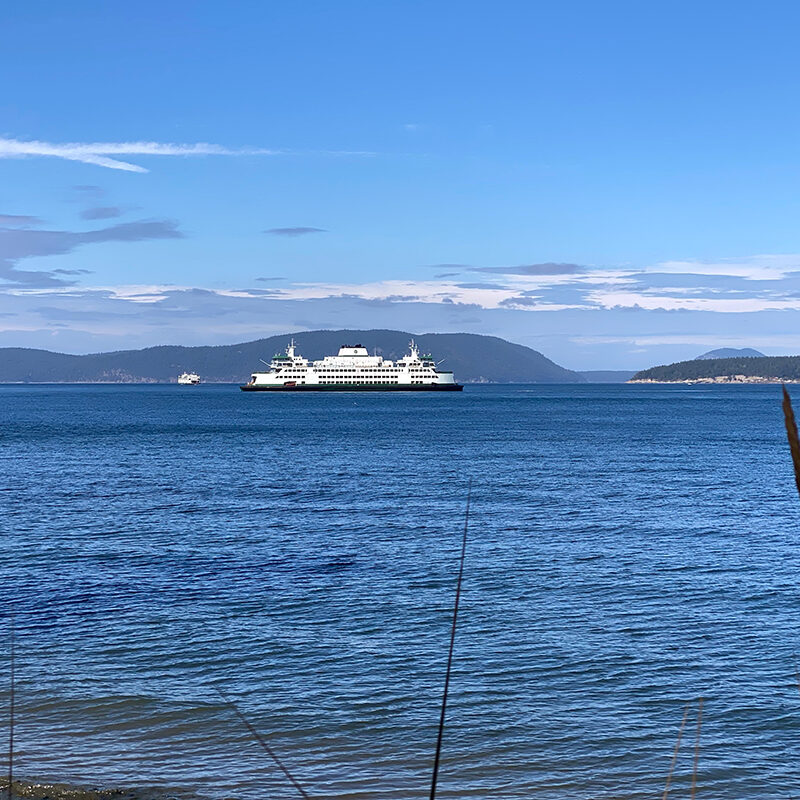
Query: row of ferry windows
xmin=279 ymin=364 xmax=434 ymax=369
xmin=279 ymin=369 xmax=433 ymax=374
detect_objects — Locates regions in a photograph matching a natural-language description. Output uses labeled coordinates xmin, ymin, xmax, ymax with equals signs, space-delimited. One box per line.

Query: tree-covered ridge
xmin=632 ymin=355 xmax=800 ymax=382
xmin=0 ymin=329 xmax=585 ymax=384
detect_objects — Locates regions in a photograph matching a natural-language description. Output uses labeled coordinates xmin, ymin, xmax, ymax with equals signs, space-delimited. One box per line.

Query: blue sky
xmin=3 ymin=1 xmax=800 ymax=368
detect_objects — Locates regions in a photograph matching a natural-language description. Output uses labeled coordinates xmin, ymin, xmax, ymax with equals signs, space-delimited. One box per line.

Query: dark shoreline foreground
xmin=3 ymin=781 xmax=201 ymax=800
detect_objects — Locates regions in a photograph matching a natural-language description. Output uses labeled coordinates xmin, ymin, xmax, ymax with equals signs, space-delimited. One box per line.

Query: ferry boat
xmin=241 ymin=339 xmax=463 ymax=391
xmin=177 ymin=372 xmax=201 ymax=385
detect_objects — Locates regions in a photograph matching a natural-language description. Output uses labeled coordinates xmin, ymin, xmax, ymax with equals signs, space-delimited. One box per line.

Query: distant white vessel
xmin=241 ymin=339 xmax=463 ymax=392
xmin=177 ymin=372 xmax=201 ymax=385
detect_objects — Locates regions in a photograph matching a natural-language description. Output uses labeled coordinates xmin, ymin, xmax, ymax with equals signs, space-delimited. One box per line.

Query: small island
xmin=629 ymin=355 xmax=800 ymax=384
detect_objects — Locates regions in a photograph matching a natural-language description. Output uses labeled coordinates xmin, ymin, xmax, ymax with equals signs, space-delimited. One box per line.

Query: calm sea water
xmin=2 ymin=383 xmax=800 ymax=799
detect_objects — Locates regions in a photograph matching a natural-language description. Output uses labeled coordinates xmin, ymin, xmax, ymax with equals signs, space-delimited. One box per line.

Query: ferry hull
xmin=240 ymin=383 xmax=463 ymax=392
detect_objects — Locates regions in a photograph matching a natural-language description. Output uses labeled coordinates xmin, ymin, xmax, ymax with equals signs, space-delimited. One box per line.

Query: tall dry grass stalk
xmin=429 ymin=479 xmax=472 ymax=800
xmin=211 ymin=482 xmax=473 ymax=800
xmin=6 ymin=615 xmax=13 ymax=800
xmin=215 ymin=687 xmax=310 ymax=799
xmin=782 ymin=386 xmax=800 ymax=498
xmin=690 ymin=698 xmax=704 ymax=800
xmin=661 ymin=703 xmax=690 ymax=800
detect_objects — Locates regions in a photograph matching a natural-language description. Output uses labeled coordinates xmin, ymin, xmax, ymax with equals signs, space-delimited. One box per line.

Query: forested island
xmin=630 ymin=355 xmax=800 ymax=383
xmin=0 ymin=329 xmax=588 ymax=384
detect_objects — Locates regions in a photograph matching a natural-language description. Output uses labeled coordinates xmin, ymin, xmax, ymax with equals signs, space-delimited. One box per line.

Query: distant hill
xmin=0 ymin=330 xmax=585 ymax=384
xmin=631 ymin=355 xmax=800 ymax=382
xmin=695 ymin=347 xmax=765 ymax=360
xmin=579 ymin=370 xmax=636 ymax=383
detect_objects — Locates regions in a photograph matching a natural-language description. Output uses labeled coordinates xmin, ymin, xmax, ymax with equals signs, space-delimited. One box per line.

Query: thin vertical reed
xmin=7 ymin=614 xmax=13 ymax=800
xmin=782 ymin=385 xmax=800 ymax=498
xmin=661 ymin=703 xmax=690 ymax=800
xmin=690 ymin=697 xmax=704 ymax=800
xmin=215 ymin=687 xmax=310 ymax=799
xmin=429 ymin=479 xmax=472 ymax=800
xmin=794 ymin=656 xmax=800 ymax=697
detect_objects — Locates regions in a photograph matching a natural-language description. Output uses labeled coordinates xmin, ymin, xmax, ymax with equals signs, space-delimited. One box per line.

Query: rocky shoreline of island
xmin=629 ymin=354 xmax=800 ymax=384
xmin=629 ymin=375 xmax=800 ymax=385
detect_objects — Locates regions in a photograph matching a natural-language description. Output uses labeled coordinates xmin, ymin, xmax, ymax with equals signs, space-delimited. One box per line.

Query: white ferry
xmin=241 ymin=339 xmax=463 ymax=392
xmin=177 ymin=372 xmax=201 ymax=385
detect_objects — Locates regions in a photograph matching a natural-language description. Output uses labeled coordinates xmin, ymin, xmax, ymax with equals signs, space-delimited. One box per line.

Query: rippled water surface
xmin=2 ymin=383 xmax=800 ymax=799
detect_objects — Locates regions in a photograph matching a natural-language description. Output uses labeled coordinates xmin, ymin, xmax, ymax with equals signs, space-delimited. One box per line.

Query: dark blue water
xmin=2 ymin=384 xmax=800 ymax=799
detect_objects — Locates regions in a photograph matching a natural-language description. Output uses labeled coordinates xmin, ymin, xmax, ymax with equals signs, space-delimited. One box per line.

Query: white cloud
xmin=8 ymin=247 xmax=800 ymax=368
xmin=650 ymin=255 xmax=800 ymax=281
xmin=0 ymin=138 xmax=280 ymax=172
xmin=587 ymin=289 xmax=800 ymax=313
xmin=571 ymin=334 xmax=800 ymax=349
xmin=467 ymin=255 xmax=800 ymax=287
xmin=6 ymin=256 xmax=800 ymax=315
xmin=5 ymin=278 xmax=800 ymax=368
xmin=3 ymin=277 xmax=582 ymax=311
xmin=266 ymin=278 xmax=583 ymax=310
